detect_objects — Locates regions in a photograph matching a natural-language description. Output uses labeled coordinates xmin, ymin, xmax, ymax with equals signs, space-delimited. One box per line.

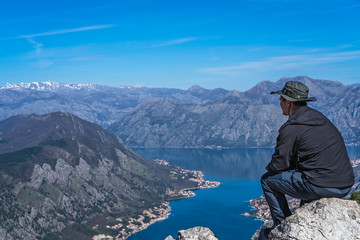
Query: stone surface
xmin=263 ymin=198 xmax=360 ymax=240
xmin=164 ymin=227 xmax=218 ymax=240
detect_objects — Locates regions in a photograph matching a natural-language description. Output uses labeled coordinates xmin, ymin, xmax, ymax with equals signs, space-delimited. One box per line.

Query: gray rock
xmin=267 ymin=198 xmax=360 ymax=240
xmin=164 ymin=226 xmax=218 ymax=240
xmin=252 ymin=220 xmax=273 ymax=240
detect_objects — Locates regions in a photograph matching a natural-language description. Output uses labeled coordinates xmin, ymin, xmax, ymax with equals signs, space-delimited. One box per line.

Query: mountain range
xmin=0 ymin=82 xmax=228 ymax=127
xmin=0 ymin=112 xmax=202 ymax=239
xmin=109 ymin=76 xmax=360 ymax=147
xmin=1 ymin=76 xmax=359 ymax=147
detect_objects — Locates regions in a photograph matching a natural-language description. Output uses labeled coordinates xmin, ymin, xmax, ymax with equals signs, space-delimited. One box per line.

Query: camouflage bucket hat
xmin=271 ymin=81 xmax=317 ymax=102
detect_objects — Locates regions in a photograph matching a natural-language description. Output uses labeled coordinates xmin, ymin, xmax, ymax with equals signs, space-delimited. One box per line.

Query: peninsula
xmin=92 ymin=160 xmax=220 ymax=240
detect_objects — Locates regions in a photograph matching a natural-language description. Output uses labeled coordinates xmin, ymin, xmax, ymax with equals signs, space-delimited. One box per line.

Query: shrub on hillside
xmin=350 ymin=190 xmax=360 ymax=204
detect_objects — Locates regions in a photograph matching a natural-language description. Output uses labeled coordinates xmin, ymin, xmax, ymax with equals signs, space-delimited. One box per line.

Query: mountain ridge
xmin=109 ymin=76 xmax=360 ymax=148
xmin=0 ymin=111 xmax=208 ymax=239
xmin=1 ymin=76 xmax=359 ymax=147
xmin=0 ymin=82 xmax=229 ymax=127
xmin=1 ymin=81 xmax=99 ymax=92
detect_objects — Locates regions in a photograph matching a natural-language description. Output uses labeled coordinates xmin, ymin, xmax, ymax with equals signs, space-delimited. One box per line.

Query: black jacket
xmin=267 ymin=106 xmax=354 ymax=188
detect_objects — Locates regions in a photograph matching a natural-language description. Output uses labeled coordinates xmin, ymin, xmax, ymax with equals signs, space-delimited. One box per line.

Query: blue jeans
xmin=261 ymin=170 xmax=352 ymax=226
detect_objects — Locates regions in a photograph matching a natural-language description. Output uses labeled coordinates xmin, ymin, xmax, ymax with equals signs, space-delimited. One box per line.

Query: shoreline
xmin=241 ymin=196 xmax=300 ymax=221
xmin=243 ymin=158 xmax=360 ymax=239
xmin=242 ymin=158 xmax=360 ymax=221
xmin=92 ymin=202 xmax=172 ymax=240
xmin=92 ymin=161 xmax=221 ymax=240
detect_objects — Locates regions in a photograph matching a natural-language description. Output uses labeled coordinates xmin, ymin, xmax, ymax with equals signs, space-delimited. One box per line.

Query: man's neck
xmin=289 ymin=105 xmax=304 ymax=117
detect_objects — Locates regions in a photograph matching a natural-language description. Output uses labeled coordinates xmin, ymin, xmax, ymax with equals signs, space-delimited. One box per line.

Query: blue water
xmin=127 ymin=147 xmax=360 ymax=240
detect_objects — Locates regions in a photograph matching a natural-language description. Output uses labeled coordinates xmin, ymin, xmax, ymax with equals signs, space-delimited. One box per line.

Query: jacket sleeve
xmin=266 ymin=125 xmax=298 ymax=173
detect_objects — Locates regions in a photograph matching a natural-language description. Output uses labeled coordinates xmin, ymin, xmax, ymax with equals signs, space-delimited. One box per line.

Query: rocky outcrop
xmin=164 ymin=226 xmax=218 ymax=240
xmin=256 ymin=198 xmax=360 ymax=240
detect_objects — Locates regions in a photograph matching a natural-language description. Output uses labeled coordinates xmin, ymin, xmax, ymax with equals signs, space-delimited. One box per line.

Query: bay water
xmin=128 ymin=147 xmax=360 ymax=240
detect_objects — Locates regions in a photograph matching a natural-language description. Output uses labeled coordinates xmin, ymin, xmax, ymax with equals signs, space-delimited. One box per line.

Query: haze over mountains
xmin=1 ymin=76 xmax=359 ymax=147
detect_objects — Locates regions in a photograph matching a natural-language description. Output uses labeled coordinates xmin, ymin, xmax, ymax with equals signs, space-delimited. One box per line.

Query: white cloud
xmin=34 ymin=59 xmax=54 ymax=68
xmin=198 ymin=50 xmax=360 ymax=75
xmin=325 ymin=3 xmax=360 ymax=13
xmin=67 ymin=55 xmax=102 ymax=61
xmin=21 ymin=45 xmax=89 ymax=60
xmin=27 ymin=38 xmax=43 ymax=55
xmin=151 ymin=37 xmax=198 ymax=47
xmin=304 ymin=45 xmax=354 ymax=53
xmin=12 ymin=24 xmax=115 ymax=68
xmin=17 ymin=24 xmax=116 ymax=39
xmin=209 ymin=56 xmax=221 ymax=61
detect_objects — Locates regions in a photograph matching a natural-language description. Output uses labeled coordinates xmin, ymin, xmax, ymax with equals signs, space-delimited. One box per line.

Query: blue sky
xmin=0 ymin=0 xmax=359 ymax=91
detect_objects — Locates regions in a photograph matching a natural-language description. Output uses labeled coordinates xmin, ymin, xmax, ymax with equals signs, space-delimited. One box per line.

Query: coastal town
xmin=242 ymin=196 xmax=300 ymax=221
xmin=243 ymin=158 xmax=360 ymax=222
xmin=155 ymin=159 xmax=220 ymax=199
xmin=351 ymin=158 xmax=360 ymax=191
xmin=91 ymin=202 xmax=171 ymax=240
xmin=92 ymin=157 xmax=359 ymax=240
xmin=351 ymin=158 xmax=360 ymax=168
xmin=92 ymin=160 xmax=220 ymax=240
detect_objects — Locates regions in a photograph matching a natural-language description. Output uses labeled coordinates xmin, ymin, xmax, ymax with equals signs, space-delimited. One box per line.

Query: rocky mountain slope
xmin=0 ymin=112 xmax=204 ymax=239
xmin=0 ymin=82 xmax=228 ymax=127
xmin=109 ymin=76 xmax=360 ymax=147
xmin=108 ymin=96 xmax=283 ymax=148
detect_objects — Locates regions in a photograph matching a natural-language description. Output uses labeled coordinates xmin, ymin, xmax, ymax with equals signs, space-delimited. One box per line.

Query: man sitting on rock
xmin=261 ymin=81 xmax=354 ymax=237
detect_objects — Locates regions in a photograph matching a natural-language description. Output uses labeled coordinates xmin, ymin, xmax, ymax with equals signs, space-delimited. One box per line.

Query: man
xmin=261 ymin=81 xmax=354 ymax=237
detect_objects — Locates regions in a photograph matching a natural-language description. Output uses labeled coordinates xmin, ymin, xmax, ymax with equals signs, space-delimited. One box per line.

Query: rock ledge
xmin=267 ymin=198 xmax=360 ymax=240
xmin=164 ymin=226 xmax=218 ymax=240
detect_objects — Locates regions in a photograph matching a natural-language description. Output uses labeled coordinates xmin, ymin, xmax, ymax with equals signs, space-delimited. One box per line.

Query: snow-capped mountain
xmin=1 ymin=81 xmax=99 ymax=92
xmin=1 ymin=77 xmax=359 ymax=147
xmin=0 ymin=81 xmax=229 ymax=126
